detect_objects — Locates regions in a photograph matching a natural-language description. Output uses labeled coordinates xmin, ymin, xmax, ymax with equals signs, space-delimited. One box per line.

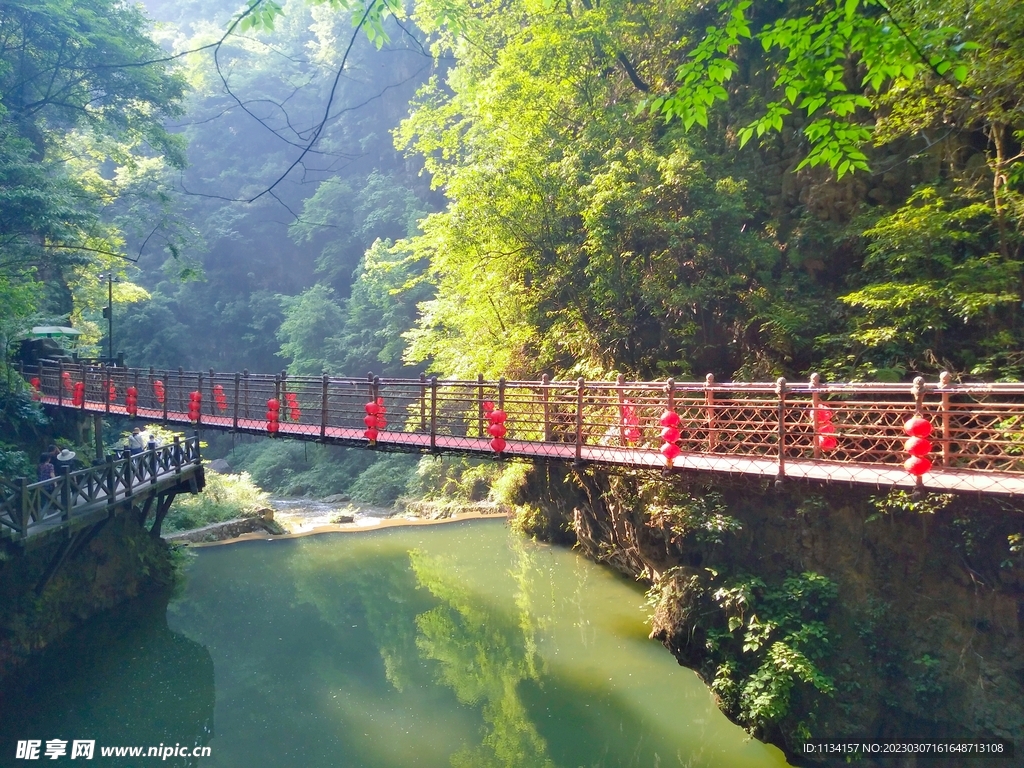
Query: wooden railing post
xmin=177 ymin=367 xmax=185 ymax=414
xmin=161 ymin=371 xmax=169 ymax=424
xmin=419 ymin=373 xmax=427 ymax=432
xmin=123 ymin=448 xmax=133 ymax=497
xmin=430 ymin=376 xmax=438 ymax=452
xmin=938 ymin=371 xmax=951 ymax=467
xmin=575 ymin=378 xmax=585 ymax=464
xmin=103 ymin=365 xmax=111 ymax=413
xmin=106 ymin=454 xmax=116 ymax=509
xmin=911 ymin=376 xmax=926 ymax=493
xmin=616 ymin=373 xmax=626 ymax=446
xmin=321 ymin=373 xmax=330 ymax=439
xmin=59 ymin=467 xmax=71 ymax=526
xmin=775 ymin=377 xmax=787 ymax=485
xmin=195 ymin=372 xmax=204 ymax=428
xmin=58 ymin=361 xmax=64 ymax=408
xmin=705 ymin=374 xmax=717 ymax=452
xmin=477 ymin=373 xmax=485 ymax=437
xmin=541 ymin=374 xmax=551 ymax=442
xmin=233 ymin=372 xmax=241 ymax=431
xmin=810 ymin=372 xmax=821 ymax=460
xmin=173 ymin=436 xmax=182 ymax=475
xmin=209 ymin=369 xmax=216 ymax=417
xmin=15 ymin=477 xmax=28 ymax=540
xmin=280 ymin=369 xmax=288 ymax=422
xmin=243 ymin=370 xmax=250 ymax=419
xmin=148 ymin=438 xmax=158 ymax=484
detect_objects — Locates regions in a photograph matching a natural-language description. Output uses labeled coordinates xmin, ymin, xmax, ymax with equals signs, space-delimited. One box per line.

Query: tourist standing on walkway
xmin=37 ymin=453 xmax=55 ymax=482
xmin=128 ymin=428 xmax=145 ymax=456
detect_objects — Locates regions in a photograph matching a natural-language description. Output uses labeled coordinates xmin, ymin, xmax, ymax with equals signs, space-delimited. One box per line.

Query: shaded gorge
xmin=1 ymin=520 xmax=791 ymax=767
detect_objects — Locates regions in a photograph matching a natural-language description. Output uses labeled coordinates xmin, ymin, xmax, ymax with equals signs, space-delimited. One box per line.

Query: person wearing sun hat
xmin=53 ymin=447 xmax=76 ymax=474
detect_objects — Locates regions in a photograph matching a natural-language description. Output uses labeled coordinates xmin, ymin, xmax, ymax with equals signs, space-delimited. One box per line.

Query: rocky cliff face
xmin=516 ymin=465 xmax=1024 ymax=766
xmin=0 ymin=514 xmax=176 ymax=681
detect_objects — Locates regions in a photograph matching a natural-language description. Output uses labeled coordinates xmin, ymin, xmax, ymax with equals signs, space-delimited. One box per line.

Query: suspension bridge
xmin=6 ymin=360 xmax=1024 ymax=529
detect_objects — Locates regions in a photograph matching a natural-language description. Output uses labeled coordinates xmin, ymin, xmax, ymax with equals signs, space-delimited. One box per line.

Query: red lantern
xmin=904 ymin=456 xmax=932 ymax=476
xmin=905 ymin=437 xmax=932 ymax=457
xmin=818 ymin=422 xmax=836 ymax=435
xmin=819 ymin=435 xmax=838 ymax=451
xmin=660 ymin=442 xmax=681 ymax=461
xmin=490 ymin=437 xmax=506 ymax=453
xmin=490 ymin=409 xmax=507 ymax=423
xmin=482 ymin=400 xmax=494 ymax=413
xmin=365 ymin=401 xmax=379 ymax=415
xmin=814 ymin=406 xmax=833 ymax=424
xmin=108 ymin=383 xmax=117 ymax=403
xmin=363 ymin=414 xmax=376 ymax=428
xmin=659 ymin=410 xmax=681 ymax=428
xmin=72 ymin=381 xmax=85 ymax=406
xmin=267 ymin=421 xmax=279 ymax=434
xmin=267 ymin=398 xmax=280 ymax=411
xmin=904 ymin=417 xmax=932 ymax=438
xmin=28 ymin=377 xmax=41 ymax=401
xmin=288 ymin=407 xmax=299 ymax=421
xmin=660 ymin=426 xmax=680 ymax=443
xmin=153 ymin=380 xmax=165 ymax=404
xmin=375 ymin=415 xmax=387 ymax=429
xmin=364 ymin=427 xmax=378 ymax=441
xmin=488 ymin=423 xmax=507 ymax=438
xmin=62 ymin=371 xmax=73 ymax=392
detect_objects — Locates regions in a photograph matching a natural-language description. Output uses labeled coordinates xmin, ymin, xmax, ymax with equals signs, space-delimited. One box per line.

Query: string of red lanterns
xmin=483 ymin=401 xmax=507 ymax=453
xmin=363 ymin=398 xmax=386 ymax=442
xmin=659 ymin=409 xmax=682 ymax=467
xmin=903 ymin=416 xmax=933 ymax=477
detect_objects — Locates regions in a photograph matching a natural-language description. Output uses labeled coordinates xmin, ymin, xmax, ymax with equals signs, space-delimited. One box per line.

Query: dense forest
xmin=3 ymin=0 xmax=1022 ymax=490
xmin=1 ymin=0 xmax=1022 ymax=756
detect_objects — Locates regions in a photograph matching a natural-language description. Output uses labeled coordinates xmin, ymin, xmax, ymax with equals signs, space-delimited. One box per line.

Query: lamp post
xmin=99 ymin=273 xmax=115 ymax=363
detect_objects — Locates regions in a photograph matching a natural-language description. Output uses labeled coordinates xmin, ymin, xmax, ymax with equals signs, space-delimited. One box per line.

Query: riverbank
xmin=174 ymin=497 xmax=509 ymax=547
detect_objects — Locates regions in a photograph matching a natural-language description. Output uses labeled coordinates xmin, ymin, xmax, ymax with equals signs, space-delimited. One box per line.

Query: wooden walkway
xmin=22 ymin=363 xmax=1024 ymax=496
xmin=0 ymin=436 xmax=203 ymax=547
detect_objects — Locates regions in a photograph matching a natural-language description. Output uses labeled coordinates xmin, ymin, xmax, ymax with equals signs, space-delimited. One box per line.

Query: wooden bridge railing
xmin=0 ymin=435 xmax=202 ymax=543
xmin=21 ymin=362 xmax=1024 ymax=495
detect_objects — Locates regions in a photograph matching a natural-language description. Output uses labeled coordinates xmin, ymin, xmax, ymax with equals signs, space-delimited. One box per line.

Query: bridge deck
xmin=36 ymin=394 xmax=1024 ymax=496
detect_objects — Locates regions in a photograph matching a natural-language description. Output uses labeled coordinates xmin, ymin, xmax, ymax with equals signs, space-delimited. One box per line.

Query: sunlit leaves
xmin=653 ymin=0 xmax=972 ymax=178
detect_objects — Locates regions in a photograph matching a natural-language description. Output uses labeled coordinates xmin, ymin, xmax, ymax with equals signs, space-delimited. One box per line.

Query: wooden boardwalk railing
xmin=0 ymin=435 xmax=203 ymax=546
xmin=20 ymin=362 xmax=1024 ymax=496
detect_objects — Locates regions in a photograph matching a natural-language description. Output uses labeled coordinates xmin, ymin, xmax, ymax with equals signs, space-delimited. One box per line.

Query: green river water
xmin=0 ymin=519 xmax=791 ymax=768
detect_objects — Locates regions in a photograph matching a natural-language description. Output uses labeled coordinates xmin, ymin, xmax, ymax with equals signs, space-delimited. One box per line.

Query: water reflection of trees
xmin=292 ymin=530 xmax=556 ymax=768
xmin=411 ymin=543 xmax=554 ymax=768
